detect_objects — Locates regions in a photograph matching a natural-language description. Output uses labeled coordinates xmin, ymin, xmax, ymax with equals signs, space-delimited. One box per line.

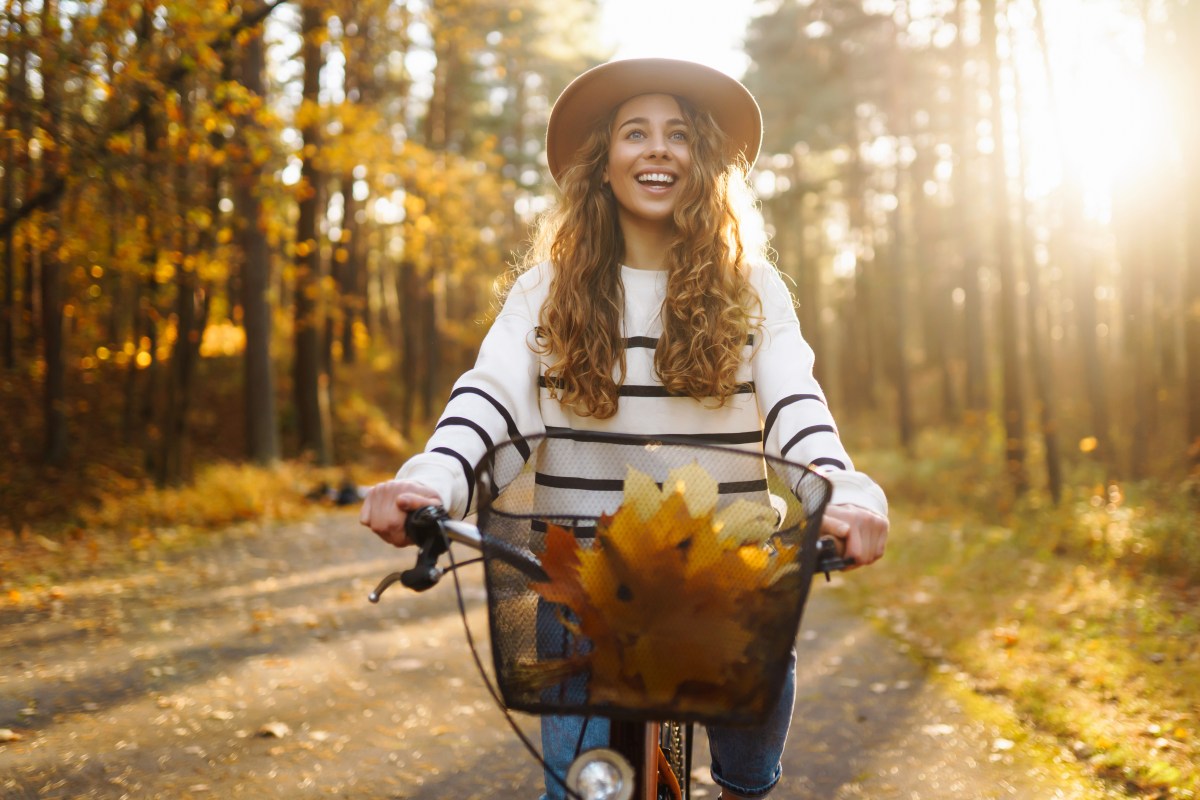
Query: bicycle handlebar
xmin=369 ymin=505 xmax=854 ymax=603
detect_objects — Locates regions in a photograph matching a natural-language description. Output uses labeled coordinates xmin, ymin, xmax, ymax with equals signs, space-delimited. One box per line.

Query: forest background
xmin=2 ymin=0 xmax=1198 ymax=796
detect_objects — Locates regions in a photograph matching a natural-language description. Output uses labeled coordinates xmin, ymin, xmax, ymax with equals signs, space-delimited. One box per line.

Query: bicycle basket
xmin=473 ymin=432 xmax=832 ymax=728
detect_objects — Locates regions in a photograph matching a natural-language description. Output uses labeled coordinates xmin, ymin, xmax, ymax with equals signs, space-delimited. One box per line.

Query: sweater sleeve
xmin=750 ymin=266 xmax=888 ymax=517
xmin=394 ymin=266 xmax=548 ymax=518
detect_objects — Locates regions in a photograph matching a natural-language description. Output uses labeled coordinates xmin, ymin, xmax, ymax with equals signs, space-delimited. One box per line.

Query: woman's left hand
xmin=820 ymin=504 xmax=889 ymax=569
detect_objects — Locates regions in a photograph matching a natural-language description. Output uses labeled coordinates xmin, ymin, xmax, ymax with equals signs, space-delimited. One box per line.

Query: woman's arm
xmin=749 ymin=265 xmax=889 ymax=565
xmin=381 ymin=266 xmax=549 ymax=521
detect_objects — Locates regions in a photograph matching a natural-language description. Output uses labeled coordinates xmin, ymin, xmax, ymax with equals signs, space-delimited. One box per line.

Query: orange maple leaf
xmin=528 ymin=465 xmax=802 ymax=717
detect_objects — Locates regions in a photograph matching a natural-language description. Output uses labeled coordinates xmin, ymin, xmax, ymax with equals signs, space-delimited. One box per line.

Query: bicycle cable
xmin=445 ymin=542 xmax=586 ymax=800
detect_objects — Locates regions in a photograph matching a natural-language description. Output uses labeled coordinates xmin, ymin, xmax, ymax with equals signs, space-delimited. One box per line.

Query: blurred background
xmin=3 ymin=3 xmax=1199 ymax=795
xmin=1 ymin=0 xmax=1198 ymax=534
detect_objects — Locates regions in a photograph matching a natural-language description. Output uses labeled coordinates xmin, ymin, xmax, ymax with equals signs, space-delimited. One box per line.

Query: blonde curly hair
xmin=515 ymin=95 xmax=767 ymax=419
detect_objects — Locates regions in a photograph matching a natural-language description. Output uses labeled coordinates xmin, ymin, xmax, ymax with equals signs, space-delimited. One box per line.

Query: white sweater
xmin=397 ymin=261 xmax=887 ymax=521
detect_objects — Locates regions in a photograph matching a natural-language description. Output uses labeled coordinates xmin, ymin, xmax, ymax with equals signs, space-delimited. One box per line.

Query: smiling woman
xmin=360 ymin=53 xmax=890 ymax=800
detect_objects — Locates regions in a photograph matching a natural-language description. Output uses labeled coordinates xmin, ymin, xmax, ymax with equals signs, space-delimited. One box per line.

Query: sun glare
xmin=598 ymin=0 xmax=757 ymax=78
xmin=1010 ymin=0 xmax=1169 ymax=224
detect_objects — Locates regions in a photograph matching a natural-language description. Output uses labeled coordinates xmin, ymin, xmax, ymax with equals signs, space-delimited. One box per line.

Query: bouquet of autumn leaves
xmin=523 ymin=462 xmax=806 ymax=719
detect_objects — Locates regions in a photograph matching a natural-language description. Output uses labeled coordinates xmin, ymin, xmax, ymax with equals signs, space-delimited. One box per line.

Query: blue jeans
xmin=538 ymin=648 xmax=797 ymax=800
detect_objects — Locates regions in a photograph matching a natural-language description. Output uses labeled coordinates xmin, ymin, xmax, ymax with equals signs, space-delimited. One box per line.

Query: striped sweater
xmin=396 ymin=261 xmax=887 ymax=521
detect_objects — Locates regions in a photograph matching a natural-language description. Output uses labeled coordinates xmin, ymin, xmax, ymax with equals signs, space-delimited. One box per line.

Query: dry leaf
xmin=713 ymin=499 xmax=779 ymax=545
xmin=528 ymin=465 xmax=800 ymax=715
xmin=665 ymin=462 xmax=718 ymax=517
xmin=256 ymin=721 xmax=291 ymax=738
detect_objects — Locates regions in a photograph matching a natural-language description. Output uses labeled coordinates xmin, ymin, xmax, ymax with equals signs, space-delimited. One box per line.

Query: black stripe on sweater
xmin=448 ymin=386 xmax=529 ymax=460
xmin=538 ymin=376 xmax=754 ymax=398
xmin=432 ymin=446 xmax=474 ymax=513
xmin=543 ymin=426 xmax=761 ymax=446
xmin=762 ymin=394 xmax=825 ymax=443
xmin=810 ymin=456 xmax=847 ymax=471
xmin=530 ymin=518 xmax=599 ymax=539
xmin=534 ymin=472 xmax=767 ymax=495
xmin=435 ymin=416 xmax=494 ymax=454
xmin=780 ymin=424 xmax=836 ymax=460
xmin=623 ymin=334 xmax=756 ymax=349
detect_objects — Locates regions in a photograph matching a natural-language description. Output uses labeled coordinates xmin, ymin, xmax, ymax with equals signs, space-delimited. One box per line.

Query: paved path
xmin=1 ymin=512 xmax=1116 ymax=799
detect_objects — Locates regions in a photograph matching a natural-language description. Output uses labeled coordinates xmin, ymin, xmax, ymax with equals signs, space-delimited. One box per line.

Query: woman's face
xmin=603 ymin=93 xmax=692 ymax=231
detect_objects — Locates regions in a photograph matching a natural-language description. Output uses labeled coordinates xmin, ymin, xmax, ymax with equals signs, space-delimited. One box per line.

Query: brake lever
xmin=368 ymin=506 xmax=450 ymax=602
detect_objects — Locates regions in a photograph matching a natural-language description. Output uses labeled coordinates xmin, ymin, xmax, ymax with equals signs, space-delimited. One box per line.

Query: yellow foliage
xmin=528 ymin=465 xmax=800 ymax=715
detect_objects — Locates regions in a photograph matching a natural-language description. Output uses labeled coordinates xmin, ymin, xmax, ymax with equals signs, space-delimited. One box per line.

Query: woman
xmin=360 ymin=57 xmax=889 ymax=800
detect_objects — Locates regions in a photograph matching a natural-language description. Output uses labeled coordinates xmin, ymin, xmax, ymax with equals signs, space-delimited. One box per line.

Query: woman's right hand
xmin=358 ymin=480 xmax=443 ymax=548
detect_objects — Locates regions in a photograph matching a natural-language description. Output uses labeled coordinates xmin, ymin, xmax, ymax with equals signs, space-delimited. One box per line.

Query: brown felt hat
xmin=545 ymin=57 xmax=762 ymax=186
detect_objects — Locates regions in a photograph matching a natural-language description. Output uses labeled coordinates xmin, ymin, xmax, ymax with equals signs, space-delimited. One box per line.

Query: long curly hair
xmin=515 ymin=94 xmax=767 ymax=419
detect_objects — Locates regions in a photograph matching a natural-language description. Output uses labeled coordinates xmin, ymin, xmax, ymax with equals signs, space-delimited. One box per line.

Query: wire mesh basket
xmin=474 ymin=432 xmax=832 ymax=728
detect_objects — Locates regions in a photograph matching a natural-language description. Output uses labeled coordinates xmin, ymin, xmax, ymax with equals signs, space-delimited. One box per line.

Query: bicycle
xmin=368 ymin=432 xmax=852 ymax=800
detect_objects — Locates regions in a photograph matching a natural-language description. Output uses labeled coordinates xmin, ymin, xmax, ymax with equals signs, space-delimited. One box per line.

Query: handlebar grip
xmin=369 ymin=506 xmax=452 ymax=602
xmin=816 ymin=536 xmax=855 ymax=581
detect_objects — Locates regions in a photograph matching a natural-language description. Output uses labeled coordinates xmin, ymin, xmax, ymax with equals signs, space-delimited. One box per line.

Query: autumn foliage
xmin=525 ymin=464 xmax=807 ymax=722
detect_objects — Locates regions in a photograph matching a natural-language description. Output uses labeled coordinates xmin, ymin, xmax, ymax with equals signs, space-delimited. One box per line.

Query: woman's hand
xmin=820 ymin=504 xmax=889 ymax=569
xmin=358 ymin=480 xmax=443 ymax=548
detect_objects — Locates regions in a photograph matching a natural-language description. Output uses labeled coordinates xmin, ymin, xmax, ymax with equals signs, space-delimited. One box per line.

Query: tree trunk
xmin=1012 ymin=13 xmax=1062 ymax=502
xmin=890 ymin=185 xmax=914 ymax=455
xmin=339 ymin=171 xmax=362 ymax=365
xmin=912 ymin=148 xmax=957 ymax=423
xmin=842 ymin=150 xmax=876 ymax=415
xmin=157 ymin=78 xmax=213 ymax=486
xmin=783 ymin=188 xmax=827 ymax=390
xmin=39 ymin=0 xmax=67 ymax=466
xmin=398 ymin=257 xmax=419 ymax=435
xmin=293 ymin=0 xmax=331 ymax=464
xmin=1 ymin=5 xmax=22 ymax=371
xmin=124 ymin=1 xmax=164 ymax=449
xmin=1030 ymin=0 xmax=1109 ymax=472
xmin=15 ymin=1 xmax=36 ymax=356
xmin=1183 ymin=0 xmax=1200 ymax=472
xmin=233 ymin=19 xmax=280 ymax=465
xmin=884 ymin=19 xmax=913 ymax=453
xmin=981 ymin=0 xmax=1027 ymax=493
xmin=953 ymin=0 xmax=989 ymax=415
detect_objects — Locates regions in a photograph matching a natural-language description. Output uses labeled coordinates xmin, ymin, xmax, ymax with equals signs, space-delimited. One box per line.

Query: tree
xmin=234 ymin=12 xmax=280 ymax=465
xmin=952 ymin=0 xmax=989 ymax=415
xmin=292 ymin=0 xmax=332 ymax=465
xmin=38 ymin=0 xmax=67 ymax=466
xmin=981 ymin=0 xmax=1027 ymax=493
xmin=1011 ymin=2 xmax=1062 ymax=502
xmin=1183 ymin=0 xmax=1200 ymax=474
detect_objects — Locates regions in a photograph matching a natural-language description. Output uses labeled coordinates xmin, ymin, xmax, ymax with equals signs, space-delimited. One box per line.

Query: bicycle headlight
xmin=565 ymin=747 xmax=634 ymax=800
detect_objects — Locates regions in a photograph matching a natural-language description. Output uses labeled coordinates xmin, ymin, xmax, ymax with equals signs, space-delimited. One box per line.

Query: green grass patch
xmin=844 ymin=426 xmax=1199 ymax=798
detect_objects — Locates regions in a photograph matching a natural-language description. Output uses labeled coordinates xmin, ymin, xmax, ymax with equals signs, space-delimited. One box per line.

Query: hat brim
xmin=546 ymin=58 xmax=762 ymax=186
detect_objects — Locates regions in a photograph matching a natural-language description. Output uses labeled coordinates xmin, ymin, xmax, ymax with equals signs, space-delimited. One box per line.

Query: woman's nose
xmin=646 ymin=134 xmax=669 ymax=158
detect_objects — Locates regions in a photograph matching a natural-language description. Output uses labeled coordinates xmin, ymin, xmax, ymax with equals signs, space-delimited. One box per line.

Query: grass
xmin=0 ymin=355 xmax=429 ymax=596
xmin=842 ymin=424 xmax=1200 ymax=799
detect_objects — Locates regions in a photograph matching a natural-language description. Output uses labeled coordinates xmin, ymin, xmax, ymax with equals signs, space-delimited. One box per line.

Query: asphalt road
xmin=1 ymin=512 xmax=1116 ymax=799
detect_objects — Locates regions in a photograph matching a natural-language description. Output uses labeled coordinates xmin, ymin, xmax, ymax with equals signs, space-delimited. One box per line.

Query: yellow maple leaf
xmin=528 ymin=465 xmax=802 ymax=717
